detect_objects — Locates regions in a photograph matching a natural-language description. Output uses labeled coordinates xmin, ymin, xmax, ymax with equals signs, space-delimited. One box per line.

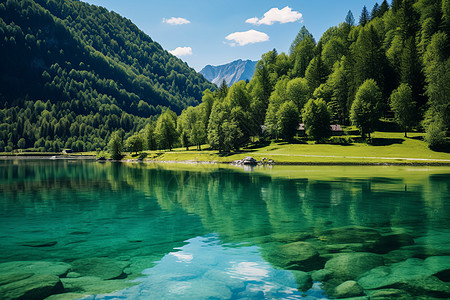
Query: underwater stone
xmin=70 ymin=257 xmax=130 ymax=280
xmin=370 ymin=233 xmax=415 ymax=254
xmin=334 ymin=280 xmax=364 ymax=298
xmin=44 ymin=292 xmax=89 ymax=300
xmin=318 ymin=226 xmax=381 ymax=244
xmin=358 ymin=256 xmax=450 ymax=290
xmin=366 ymin=288 xmax=411 ymax=300
xmin=18 ymin=240 xmax=58 ymax=247
xmin=311 ymin=269 xmax=333 ymax=282
xmin=291 ymin=270 xmax=313 ymax=292
xmin=0 ymin=261 xmax=71 ymax=277
xmin=61 ymin=276 xmax=136 ymax=294
xmin=273 ymin=241 xmax=323 ymax=271
xmin=0 ymin=274 xmax=63 ymax=300
xmin=0 ymin=273 xmax=34 ymax=286
xmin=325 ymin=252 xmax=384 ymax=281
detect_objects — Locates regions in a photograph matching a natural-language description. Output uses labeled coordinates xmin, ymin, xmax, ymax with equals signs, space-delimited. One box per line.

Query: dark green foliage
xmin=359 ymin=6 xmax=370 ymax=26
xmin=277 ymin=101 xmax=299 ymax=141
xmin=302 ymin=99 xmax=331 ymax=141
xmin=290 ymin=26 xmax=315 ymax=54
xmin=0 ymin=0 xmax=214 ymax=152
xmin=125 ymin=134 xmax=144 ymax=154
xmin=154 ymin=110 xmax=178 ymax=151
xmin=345 ymin=10 xmax=355 ymax=27
xmin=350 ymin=79 xmax=383 ymax=138
xmin=108 ymin=131 xmax=123 ymax=160
xmin=390 ymin=83 xmax=416 ymax=137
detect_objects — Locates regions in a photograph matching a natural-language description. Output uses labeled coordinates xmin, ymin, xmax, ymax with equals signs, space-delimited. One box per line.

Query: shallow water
xmin=0 ymin=160 xmax=450 ymax=299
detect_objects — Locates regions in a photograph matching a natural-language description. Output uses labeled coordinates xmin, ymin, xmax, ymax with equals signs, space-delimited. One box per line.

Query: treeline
xmin=0 ymin=0 xmax=214 ymax=152
xmin=115 ymin=0 xmax=449 ymax=154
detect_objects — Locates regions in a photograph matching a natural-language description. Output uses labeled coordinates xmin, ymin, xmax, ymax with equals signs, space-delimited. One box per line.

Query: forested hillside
xmin=169 ymin=0 xmax=449 ymax=153
xmin=0 ymin=0 xmax=214 ymax=152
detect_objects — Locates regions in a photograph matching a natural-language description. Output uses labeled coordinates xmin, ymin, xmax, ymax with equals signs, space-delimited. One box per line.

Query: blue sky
xmin=83 ymin=0 xmax=383 ymax=71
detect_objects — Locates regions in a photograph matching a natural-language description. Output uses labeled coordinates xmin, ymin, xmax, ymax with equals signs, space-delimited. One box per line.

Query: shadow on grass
xmin=430 ymin=143 xmax=450 ymax=154
xmin=369 ymin=138 xmax=404 ymax=146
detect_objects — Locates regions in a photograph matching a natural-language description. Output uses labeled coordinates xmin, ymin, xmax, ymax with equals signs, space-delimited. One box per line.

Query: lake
xmin=1 ymin=159 xmax=450 ymax=299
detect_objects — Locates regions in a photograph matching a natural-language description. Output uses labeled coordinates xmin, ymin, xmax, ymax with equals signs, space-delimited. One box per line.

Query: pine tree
xmin=359 ymin=6 xmax=370 ymax=26
xmin=289 ymin=26 xmax=315 ymax=54
xmin=345 ymin=10 xmax=355 ymax=27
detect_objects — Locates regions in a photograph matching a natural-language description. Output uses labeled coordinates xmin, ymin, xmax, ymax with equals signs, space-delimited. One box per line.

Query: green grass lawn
xmin=2 ymin=131 xmax=449 ymax=165
xmin=126 ymin=131 xmax=450 ymax=164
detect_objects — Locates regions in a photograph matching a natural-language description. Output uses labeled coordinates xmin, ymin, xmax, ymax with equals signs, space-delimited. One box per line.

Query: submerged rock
xmin=44 ymin=292 xmax=88 ymax=300
xmin=70 ymin=257 xmax=130 ymax=280
xmin=0 ymin=273 xmax=34 ymax=286
xmin=318 ymin=226 xmax=381 ymax=244
xmin=291 ymin=270 xmax=313 ymax=292
xmin=325 ymin=252 xmax=384 ymax=282
xmin=334 ymin=280 xmax=364 ymax=298
xmin=366 ymin=288 xmax=411 ymax=300
xmin=0 ymin=274 xmax=63 ymax=300
xmin=0 ymin=261 xmax=71 ymax=277
xmin=370 ymin=233 xmax=415 ymax=254
xmin=358 ymin=256 xmax=450 ymax=290
xmin=272 ymin=241 xmax=324 ymax=271
xmin=18 ymin=240 xmax=58 ymax=247
xmin=61 ymin=276 xmax=135 ymax=294
xmin=311 ymin=269 xmax=333 ymax=282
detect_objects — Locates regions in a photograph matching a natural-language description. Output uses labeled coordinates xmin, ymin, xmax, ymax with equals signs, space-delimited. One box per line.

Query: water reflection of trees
xmin=1 ymin=160 xmax=447 ymax=257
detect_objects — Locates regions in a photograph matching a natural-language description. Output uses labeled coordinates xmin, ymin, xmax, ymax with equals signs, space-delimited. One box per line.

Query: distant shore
xmin=2 ymin=154 xmax=450 ymax=166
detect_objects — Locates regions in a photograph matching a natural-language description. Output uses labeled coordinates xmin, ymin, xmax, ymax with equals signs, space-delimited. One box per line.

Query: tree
xmin=289 ymin=26 xmax=315 ymax=54
xmin=207 ymin=102 xmax=242 ymax=152
xmin=302 ymin=99 xmax=331 ymax=141
xmin=350 ymin=79 xmax=383 ymax=138
xmin=359 ymin=6 xmax=370 ymax=26
xmin=154 ymin=110 xmax=178 ymax=150
xmin=108 ymin=131 xmax=123 ymax=160
xmin=286 ymin=77 xmax=310 ymax=114
xmin=345 ymin=10 xmax=355 ymax=27
xmin=291 ymin=36 xmax=316 ymax=78
xmin=277 ymin=101 xmax=299 ymax=141
xmin=305 ymin=42 xmax=328 ymax=92
xmin=371 ymin=3 xmax=380 ymax=19
xmin=352 ymin=25 xmax=385 ymax=96
xmin=222 ymin=119 xmax=243 ymax=152
xmin=390 ymin=83 xmax=416 ymax=137
xmin=265 ymin=78 xmax=290 ymax=138
xmin=207 ymin=102 xmax=227 ymax=151
xmin=17 ymin=138 xmax=26 ymax=149
xmin=125 ymin=133 xmax=144 ymax=154
xmin=144 ymin=124 xmax=157 ymax=150
xmin=423 ymin=32 xmax=450 ymax=134
xmin=328 ymin=56 xmax=351 ymax=124
xmin=424 ymin=120 xmax=447 ymax=149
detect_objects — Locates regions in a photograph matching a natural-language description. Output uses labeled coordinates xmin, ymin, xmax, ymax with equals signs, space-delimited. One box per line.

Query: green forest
xmin=0 ymin=0 xmax=214 ymax=152
xmin=154 ymin=0 xmax=449 ymax=154
xmin=1 ymin=0 xmax=449 ymax=154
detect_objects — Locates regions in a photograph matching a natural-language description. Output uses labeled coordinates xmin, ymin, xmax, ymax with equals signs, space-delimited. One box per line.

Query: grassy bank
xmin=126 ymin=131 xmax=450 ymax=165
xmin=1 ymin=132 xmax=449 ymax=165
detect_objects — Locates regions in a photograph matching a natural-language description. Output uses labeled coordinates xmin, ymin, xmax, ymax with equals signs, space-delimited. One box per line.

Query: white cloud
xmin=169 ymin=46 xmax=193 ymax=57
xmin=225 ymin=30 xmax=269 ymax=46
xmin=246 ymin=6 xmax=302 ymax=26
xmin=163 ymin=17 xmax=191 ymax=25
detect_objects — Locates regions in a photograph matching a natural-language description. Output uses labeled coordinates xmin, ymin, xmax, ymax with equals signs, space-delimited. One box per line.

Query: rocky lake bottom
xmin=0 ymin=160 xmax=449 ymax=299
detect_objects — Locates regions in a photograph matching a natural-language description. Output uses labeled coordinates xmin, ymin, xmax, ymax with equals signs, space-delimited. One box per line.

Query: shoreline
xmin=2 ymin=155 xmax=449 ymax=166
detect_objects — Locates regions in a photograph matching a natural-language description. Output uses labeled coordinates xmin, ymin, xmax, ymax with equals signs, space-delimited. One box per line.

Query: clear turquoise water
xmin=1 ymin=160 xmax=450 ymax=299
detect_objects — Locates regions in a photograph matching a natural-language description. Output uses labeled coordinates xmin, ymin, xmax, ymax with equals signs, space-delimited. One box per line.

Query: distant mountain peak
xmin=200 ymin=59 xmax=257 ymax=86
